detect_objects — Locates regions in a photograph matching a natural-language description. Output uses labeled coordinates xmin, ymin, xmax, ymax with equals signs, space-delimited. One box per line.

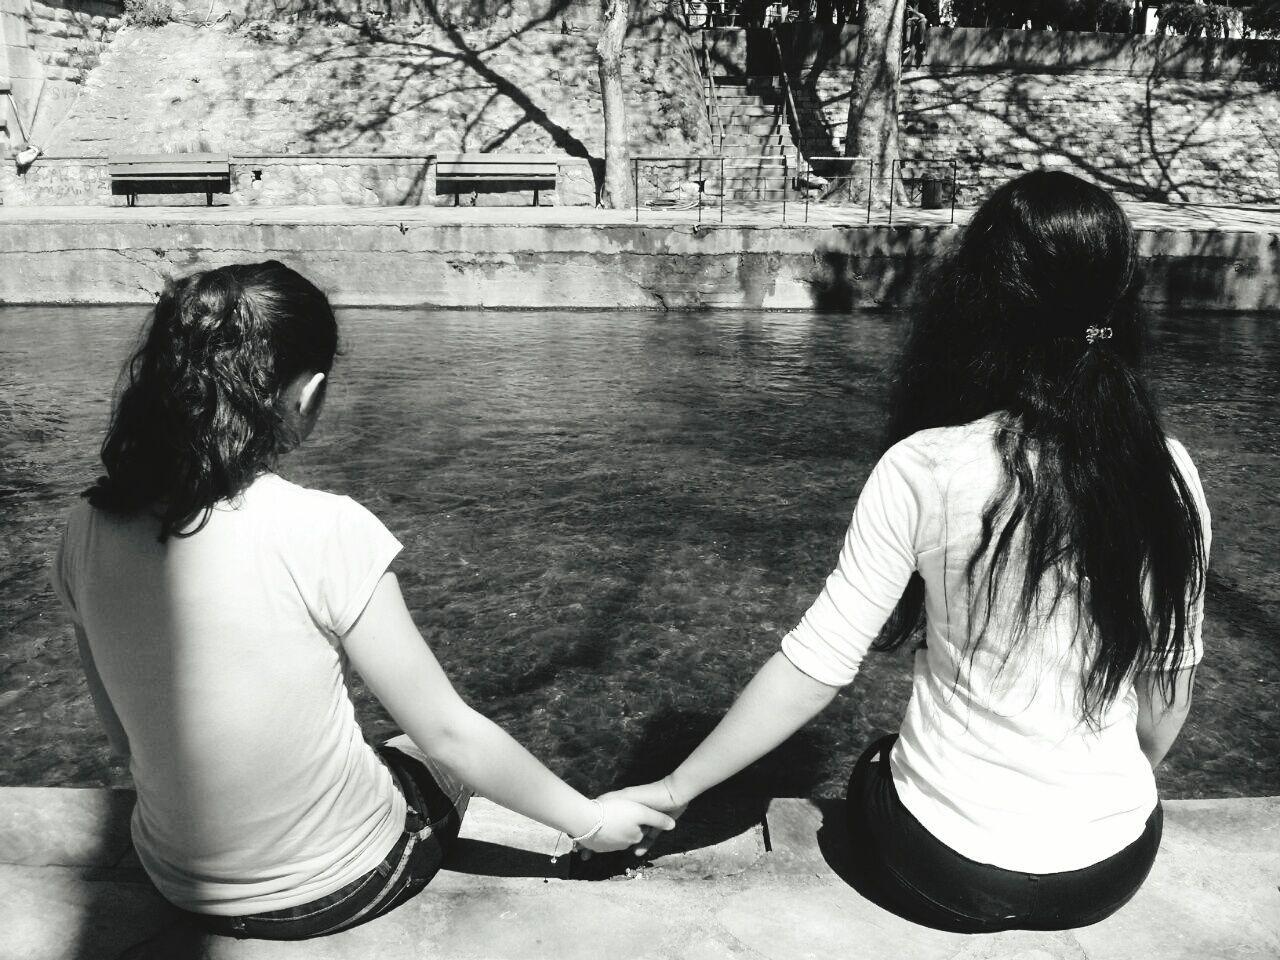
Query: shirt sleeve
xmin=1167 ymin=437 xmax=1212 ymax=669
xmin=49 ymin=504 xmax=86 ymax=626
xmin=781 ymin=440 xmax=935 ymax=686
xmin=292 ymin=495 xmax=403 ymax=638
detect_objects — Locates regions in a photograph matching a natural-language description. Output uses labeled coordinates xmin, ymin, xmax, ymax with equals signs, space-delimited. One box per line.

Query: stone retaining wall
xmin=0 ymin=0 xmax=123 ymax=155
xmin=712 ymin=26 xmax=1280 ymax=206
xmin=1 ymin=0 xmax=712 ymax=205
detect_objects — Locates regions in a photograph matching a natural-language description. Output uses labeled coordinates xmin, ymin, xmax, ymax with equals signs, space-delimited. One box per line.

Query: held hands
xmin=597 ymin=777 xmax=689 ymax=857
xmin=573 ymin=794 xmax=678 ymax=857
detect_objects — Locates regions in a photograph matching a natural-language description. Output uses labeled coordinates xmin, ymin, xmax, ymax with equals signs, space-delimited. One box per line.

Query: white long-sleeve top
xmin=781 ymin=415 xmax=1209 ymax=873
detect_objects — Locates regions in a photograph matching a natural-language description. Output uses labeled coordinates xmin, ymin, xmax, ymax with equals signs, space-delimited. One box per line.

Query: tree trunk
xmin=597 ymin=0 xmax=632 ymax=209
xmin=844 ymin=0 xmax=907 ymax=204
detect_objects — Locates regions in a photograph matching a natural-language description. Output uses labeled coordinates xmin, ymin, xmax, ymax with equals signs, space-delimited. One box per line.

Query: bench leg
xmin=533 ymin=188 xmax=539 ymax=207
xmin=206 ymin=192 xmax=213 ymax=207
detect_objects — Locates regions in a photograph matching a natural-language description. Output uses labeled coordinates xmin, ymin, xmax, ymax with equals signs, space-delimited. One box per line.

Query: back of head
xmin=880 ymin=172 xmax=1205 ymax=719
xmin=890 ymin=170 xmax=1142 ymax=436
xmin=88 ymin=261 xmax=338 ymax=540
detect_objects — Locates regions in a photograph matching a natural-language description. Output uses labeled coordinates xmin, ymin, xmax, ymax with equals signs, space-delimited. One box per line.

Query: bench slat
xmin=110 ymin=174 xmax=231 ymax=183
xmin=435 ymin=153 xmax=555 ymax=164
xmin=437 ymin=165 xmax=557 ymax=177
xmin=109 ymin=164 xmax=231 ymax=177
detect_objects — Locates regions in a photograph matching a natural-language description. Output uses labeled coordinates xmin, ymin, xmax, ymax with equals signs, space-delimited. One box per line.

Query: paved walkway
xmin=3 ymin=788 xmax=1277 ymax=960
xmin=1 ymin=200 xmax=1279 ymax=232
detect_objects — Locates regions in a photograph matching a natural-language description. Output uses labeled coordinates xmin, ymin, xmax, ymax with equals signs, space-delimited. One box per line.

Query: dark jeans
xmin=846 ymin=734 xmax=1163 ymax=933
xmin=181 ymin=742 xmax=468 ymax=941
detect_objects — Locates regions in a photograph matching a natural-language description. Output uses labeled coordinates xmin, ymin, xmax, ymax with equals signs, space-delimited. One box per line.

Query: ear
xmin=298 ymin=372 xmax=327 ymax=416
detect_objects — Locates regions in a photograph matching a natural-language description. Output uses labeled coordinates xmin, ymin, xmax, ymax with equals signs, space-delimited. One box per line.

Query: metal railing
xmin=771 ymin=32 xmax=804 ymax=189
xmin=888 ymin=156 xmax=958 ymax=224
xmin=801 ymin=156 xmax=874 ymax=223
xmin=723 ymin=153 xmax=790 ymax=221
xmin=700 ymin=41 xmax=726 ymax=153
xmin=633 ymin=155 xmax=725 ymax=222
xmin=632 ymin=154 xmax=792 ymax=221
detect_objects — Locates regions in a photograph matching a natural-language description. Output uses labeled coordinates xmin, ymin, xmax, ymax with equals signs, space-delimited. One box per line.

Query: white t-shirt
xmin=781 ymin=415 xmax=1210 ymax=873
xmin=51 ymin=474 xmax=406 ymax=915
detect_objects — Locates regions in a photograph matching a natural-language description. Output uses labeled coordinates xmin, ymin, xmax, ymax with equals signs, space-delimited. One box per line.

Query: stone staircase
xmin=704 ymin=75 xmax=798 ymax=201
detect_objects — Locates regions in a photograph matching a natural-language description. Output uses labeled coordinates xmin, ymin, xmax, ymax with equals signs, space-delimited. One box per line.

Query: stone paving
xmin=3 ymin=787 xmax=1277 ymax=960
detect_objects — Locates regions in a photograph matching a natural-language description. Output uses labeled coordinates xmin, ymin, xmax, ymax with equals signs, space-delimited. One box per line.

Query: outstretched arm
xmin=616 ymin=652 xmax=840 ymax=854
xmin=344 ymin=572 xmax=674 ymax=852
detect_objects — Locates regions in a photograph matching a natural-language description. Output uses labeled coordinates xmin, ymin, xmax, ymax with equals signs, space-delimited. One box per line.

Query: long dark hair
xmin=875 ymin=171 xmax=1206 ymax=719
xmin=87 ymin=261 xmax=338 ymax=540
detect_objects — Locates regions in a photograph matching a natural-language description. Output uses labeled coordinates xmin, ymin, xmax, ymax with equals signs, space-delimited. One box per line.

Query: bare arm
xmin=342 ymin=572 xmax=674 ymax=851
xmin=666 ymin=652 xmax=840 ymax=803
xmin=74 ymin=624 xmax=130 ymax=760
xmin=1135 ymin=665 xmax=1195 ymax=768
xmin=615 ymin=652 xmax=840 ymax=854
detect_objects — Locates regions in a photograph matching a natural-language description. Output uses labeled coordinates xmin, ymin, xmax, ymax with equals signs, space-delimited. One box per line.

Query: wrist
xmin=664 ymin=771 xmax=695 ymax=808
xmin=563 ymin=794 xmax=604 ymax=839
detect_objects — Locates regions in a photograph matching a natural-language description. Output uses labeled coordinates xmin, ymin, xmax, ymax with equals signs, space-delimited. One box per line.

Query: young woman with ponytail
xmin=51 ymin=262 xmax=673 ymax=942
xmin=616 ymin=172 xmax=1210 ymax=932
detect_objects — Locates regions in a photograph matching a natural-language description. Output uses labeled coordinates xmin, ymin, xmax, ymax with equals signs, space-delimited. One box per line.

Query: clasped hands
xmin=575 ymin=776 xmax=690 ymax=860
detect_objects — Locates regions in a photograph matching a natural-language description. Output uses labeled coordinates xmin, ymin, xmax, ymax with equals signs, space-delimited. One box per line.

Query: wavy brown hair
xmin=87 ymin=261 xmax=338 ymax=540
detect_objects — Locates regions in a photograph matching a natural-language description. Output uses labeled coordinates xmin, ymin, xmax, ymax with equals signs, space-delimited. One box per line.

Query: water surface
xmin=2 ymin=307 xmax=1276 ymax=798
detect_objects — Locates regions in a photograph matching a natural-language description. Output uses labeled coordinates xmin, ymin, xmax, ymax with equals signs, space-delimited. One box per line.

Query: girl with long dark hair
xmin=51 ymin=262 xmax=673 ymax=941
xmin=616 ymin=172 xmax=1210 ymax=931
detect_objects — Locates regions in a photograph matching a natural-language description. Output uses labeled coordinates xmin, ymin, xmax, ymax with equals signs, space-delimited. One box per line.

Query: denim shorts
xmin=846 ymin=734 xmax=1163 ymax=933
xmin=182 ymin=737 xmax=470 ymax=941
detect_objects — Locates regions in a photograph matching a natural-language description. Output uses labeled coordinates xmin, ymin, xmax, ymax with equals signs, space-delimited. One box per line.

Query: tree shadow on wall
xmin=898 ymin=33 xmax=1280 ymax=205
xmin=809 ymin=225 xmax=953 ymax=311
xmin=768 ymin=26 xmax=1280 ymax=206
xmin=215 ymin=0 xmax=708 ymax=200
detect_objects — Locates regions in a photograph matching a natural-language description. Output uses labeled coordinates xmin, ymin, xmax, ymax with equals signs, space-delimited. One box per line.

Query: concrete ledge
xmin=1 ymin=203 xmax=1279 ymax=312
xmin=2 ymin=788 xmax=1277 ymax=960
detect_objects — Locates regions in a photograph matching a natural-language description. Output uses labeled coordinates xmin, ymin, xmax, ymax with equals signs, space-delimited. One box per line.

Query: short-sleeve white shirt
xmin=51 ymin=474 xmax=405 ymax=915
xmin=782 ymin=415 xmax=1210 ymax=873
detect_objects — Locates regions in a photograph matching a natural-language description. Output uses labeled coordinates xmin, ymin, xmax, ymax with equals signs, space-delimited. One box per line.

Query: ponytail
xmin=87 ymin=261 xmax=338 ymax=540
xmin=1055 ymin=344 xmax=1205 ymax=713
xmin=874 ymin=172 xmax=1206 ymax=719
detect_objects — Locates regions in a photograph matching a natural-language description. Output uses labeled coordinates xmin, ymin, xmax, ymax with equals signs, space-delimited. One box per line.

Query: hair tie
xmin=1085 ymin=326 xmax=1112 ymax=345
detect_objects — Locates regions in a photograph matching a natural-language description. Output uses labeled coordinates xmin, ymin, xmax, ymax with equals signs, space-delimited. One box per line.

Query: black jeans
xmin=181 ymin=742 xmax=467 ymax=940
xmin=846 ymin=734 xmax=1163 ymax=933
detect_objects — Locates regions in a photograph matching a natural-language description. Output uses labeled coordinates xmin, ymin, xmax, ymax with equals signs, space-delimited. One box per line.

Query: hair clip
xmin=1085 ymin=326 xmax=1113 ymax=344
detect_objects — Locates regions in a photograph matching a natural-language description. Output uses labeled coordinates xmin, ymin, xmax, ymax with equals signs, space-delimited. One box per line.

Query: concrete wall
xmin=2 ymin=215 xmax=1276 ymax=311
xmin=0 ymin=0 xmax=123 ymax=157
xmin=710 ymin=26 xmax=1280 ymax=205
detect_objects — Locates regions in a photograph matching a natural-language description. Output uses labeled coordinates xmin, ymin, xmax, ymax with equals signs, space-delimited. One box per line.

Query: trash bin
xmin=921 ymin=177 xmax=948 ymax=209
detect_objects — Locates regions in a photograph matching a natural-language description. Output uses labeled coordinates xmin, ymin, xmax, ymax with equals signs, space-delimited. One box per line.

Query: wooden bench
xmin=434 ymin=153 xmax=558 ymax=206
xmin=108 ymin=153 xmax=232 ymax=206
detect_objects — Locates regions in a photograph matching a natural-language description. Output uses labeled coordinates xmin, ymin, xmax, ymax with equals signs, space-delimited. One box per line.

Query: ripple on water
xmin=1 ymin=306 xmax=1277 ymax=798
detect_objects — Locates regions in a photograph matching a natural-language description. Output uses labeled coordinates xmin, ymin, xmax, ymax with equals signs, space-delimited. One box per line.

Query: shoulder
xmin=63 ymin=497 xmax=95 ymax=535
xmin=883 ymin=416 xmax=1000 ymax=485
xmin=1164 ymin=435 xmax=1198 ymax=476
xmin=251 ymin=474 xmax=377 ymax=521
xmin=1163 ymin=435 xmax=1210 ymax=520
xmin=250 ymin=474 xmax=394 ymax=545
